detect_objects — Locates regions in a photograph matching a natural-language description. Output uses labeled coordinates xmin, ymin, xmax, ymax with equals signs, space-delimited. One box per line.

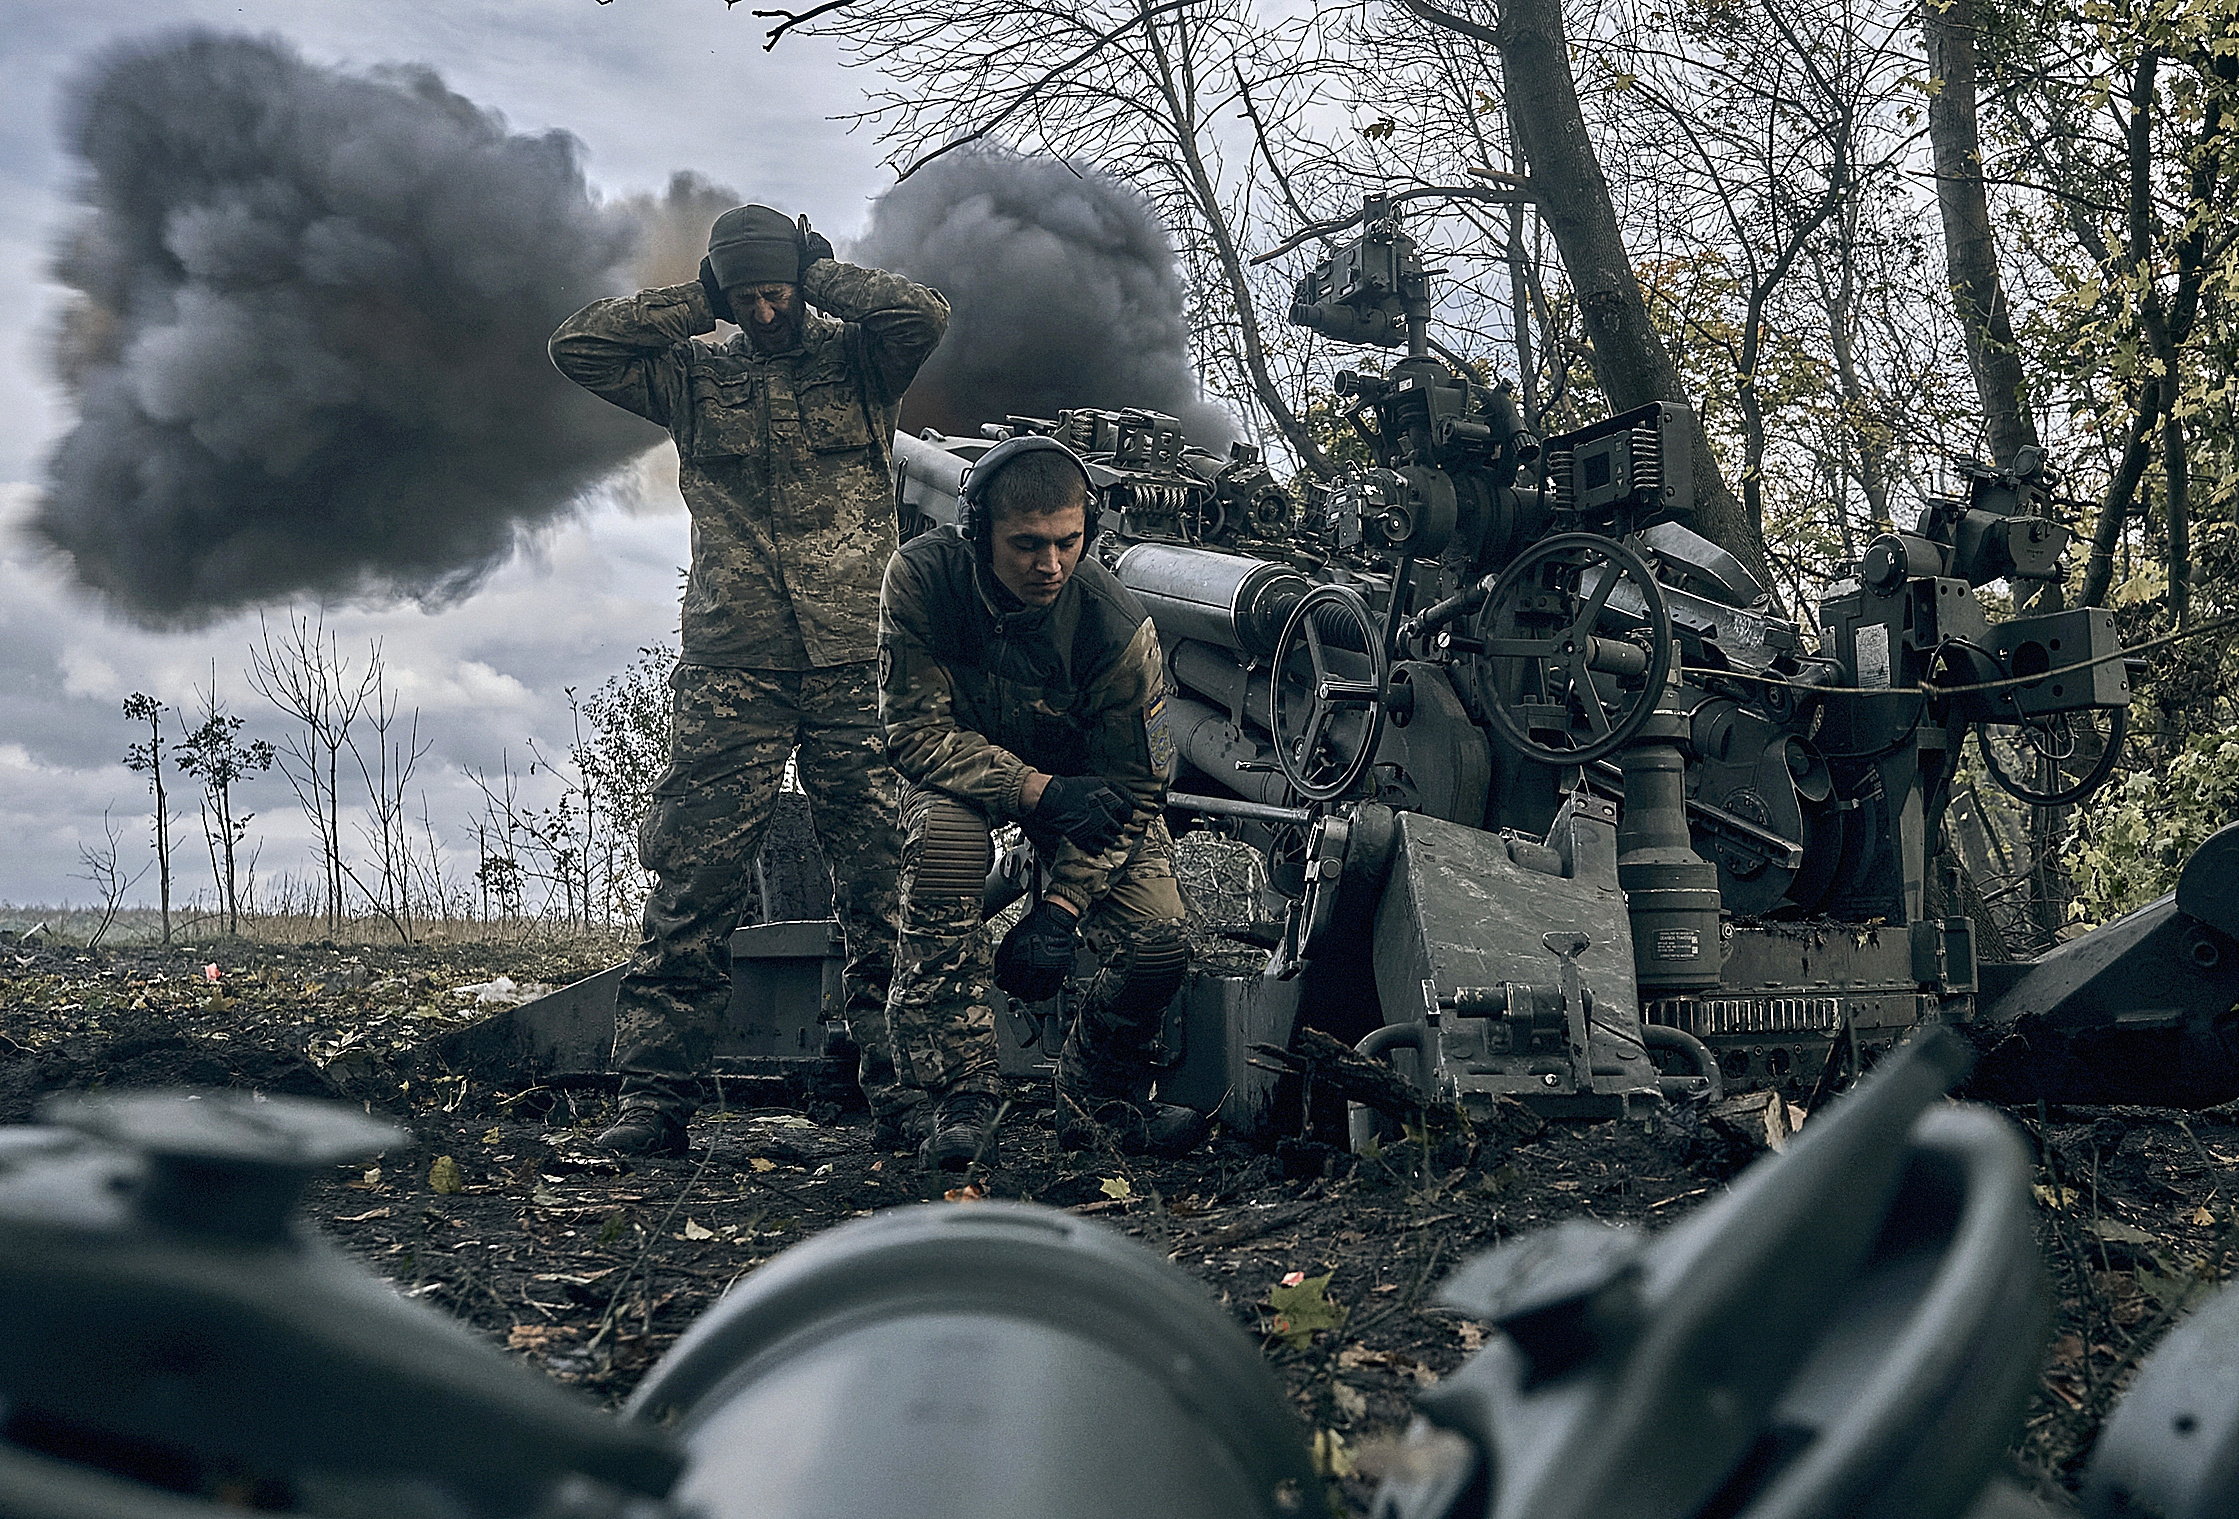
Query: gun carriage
xmin=893 ymin=195 xmax=2239 ymax=1131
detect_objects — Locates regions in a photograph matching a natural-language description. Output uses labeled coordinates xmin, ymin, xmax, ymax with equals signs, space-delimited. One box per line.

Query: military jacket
xmin=550 ymin=262 xmax=949 ymax=668
xmin=880 ymin=528 xmax=1177 ymax=913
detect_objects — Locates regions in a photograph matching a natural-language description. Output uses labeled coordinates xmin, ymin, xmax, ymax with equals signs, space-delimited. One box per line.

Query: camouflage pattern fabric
xmin=610 ymin=662 xmax=908 ymax=1116
xmin=1170 ymin=829 xmax=1283 ymax=976
xmin=550 ymin=260 xmax=949 ymax=669
xmin=879 ymin=527 xmax=1176 ymax=916
xmin=884 ymin=788 xmax=1186 ymax=1098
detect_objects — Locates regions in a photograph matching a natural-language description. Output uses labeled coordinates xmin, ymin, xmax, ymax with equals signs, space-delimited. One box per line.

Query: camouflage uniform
xmin=550 ymin=260 xmax=949 ymax=1119
xmin=878 ymin=526 xmax=1189 ymax=1101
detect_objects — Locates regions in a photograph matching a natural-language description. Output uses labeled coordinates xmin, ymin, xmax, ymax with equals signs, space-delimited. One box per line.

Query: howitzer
xmin=885 ymin=193 xmax=2239 ymax=1130
xmin=4 ymin=1047 xmax=2233 ymax=1518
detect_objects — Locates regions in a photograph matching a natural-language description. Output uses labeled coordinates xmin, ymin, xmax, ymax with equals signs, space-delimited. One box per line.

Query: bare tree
xmin=248 ymin=612 xmax=377 ymax=931
xmin=341 ymin=651 xmax=434 ymax=942
xmin=794 ymin=0 xmax=1342 ymax=474
xmin=73 ymin=807 xmax=150 ymax=951
xmin=120 ymin=692 xmax=179 ymax=945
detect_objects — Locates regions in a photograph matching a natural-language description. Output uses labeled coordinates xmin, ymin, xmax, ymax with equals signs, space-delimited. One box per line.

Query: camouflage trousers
xmin=886 ymin=789 xmax=1189 ymax=1100
xmin=611 ymin=662 xmax=908 ymax=1117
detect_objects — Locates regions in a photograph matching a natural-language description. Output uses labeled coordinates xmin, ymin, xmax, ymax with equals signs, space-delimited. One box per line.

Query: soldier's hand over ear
xmin=697 ymin=258 xmax=735 ymax=324
xmin=995 ymin=900 xmax=1079 ymax=1002
xmin=796 ymin=215 xmax=835 ymax=269
xmin=1034 ymin=775 xmax=1133 ymax=853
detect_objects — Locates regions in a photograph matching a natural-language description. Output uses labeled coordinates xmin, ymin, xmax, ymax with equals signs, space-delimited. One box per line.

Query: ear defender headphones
xmin=956 ymin=435 xmax=1099 ymax=548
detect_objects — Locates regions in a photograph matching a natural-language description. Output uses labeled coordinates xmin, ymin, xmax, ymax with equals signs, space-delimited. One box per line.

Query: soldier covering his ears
xmin=879 ymin=436 xmax=1209 ymax=1170
xmin=550 ymin=206 xmax=949 ymax=1156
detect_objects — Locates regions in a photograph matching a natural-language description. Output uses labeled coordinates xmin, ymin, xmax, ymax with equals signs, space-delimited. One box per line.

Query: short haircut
xmin=984 ymin=450 xmax=1090 ymax=525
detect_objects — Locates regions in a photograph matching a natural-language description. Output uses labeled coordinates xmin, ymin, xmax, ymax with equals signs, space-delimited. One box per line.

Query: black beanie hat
xmin=706 ymin=205 xmax=800 ymax=289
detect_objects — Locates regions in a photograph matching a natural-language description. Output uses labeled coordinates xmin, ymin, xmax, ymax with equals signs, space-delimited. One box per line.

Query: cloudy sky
xmin=1 ymin=0 xmax=891 ymax=909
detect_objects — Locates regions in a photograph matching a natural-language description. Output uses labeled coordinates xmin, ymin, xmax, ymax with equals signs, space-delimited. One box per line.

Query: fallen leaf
xmin=507 ymin=1324 xmax=576 ymax=1350
xmin=1311 ymin=1429 xmax=1357 ymax=1479
xmin=1454 ymin=1322 xmax=1486 ymax=1351
xmin=203 ymin=963 xmax=221 ymax=983
xmin=334 ymin=1207 xmax=391 ymax=1223
xmin=680 ymin=1219 xmax=716 ymax=1241
xmin=749 ymin=1157 xmax=777 ymax=1173
xmin=428 ymin=1156 xmax=465 ymax=1195
xmin=1331 ymin=1381 xmax=1368 ymax=1420
xmin=1267 ymin=1272 xmax=1347 ymax=1349
xmin=481 ymin=1126 xmax=502 ymax=1145
xmin=2034 ymin=1184 xmax=2080 ymax=1209
xmin=2193 ymin=1206 xmax=2217 ymax=1227
xmin=1100 ymin=1176 xmax=1134 ymax=1200
xmin=2138 ymin=1254 xmax=2218 ymax=1314
xmin=2090 ymin=1218 xmax=2158 ymax=1244
xmin=529 ymin=1187 xmax=564 ymax=1208
xmin=944 ymin=1182 xmax=987 ymax=1203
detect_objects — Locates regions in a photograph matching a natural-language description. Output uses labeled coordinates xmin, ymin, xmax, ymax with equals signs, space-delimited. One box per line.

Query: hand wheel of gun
xmin=1034 ymin=775 xmax=1133 ymax=853
xmin=995 ymin=900 xmax=1080 ymax=1002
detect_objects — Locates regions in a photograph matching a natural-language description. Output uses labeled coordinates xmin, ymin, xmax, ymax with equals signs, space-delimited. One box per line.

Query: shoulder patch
xmin=1145 ymin=687 xmax=1177 ymax=779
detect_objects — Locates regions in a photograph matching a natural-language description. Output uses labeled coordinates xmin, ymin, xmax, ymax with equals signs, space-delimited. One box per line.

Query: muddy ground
xmin=3 ymin=933 xmax=2234 ymax=1514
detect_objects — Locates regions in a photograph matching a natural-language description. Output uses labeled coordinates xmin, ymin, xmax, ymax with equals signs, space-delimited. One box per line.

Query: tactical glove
xmin=995 ymin=900 xmax=1079 ymax=1002
xmin=1034 ymin=775 xmax=1133 ymax=853
xmin=697 ymin=257 xmax=736 ymax=325
xmin=796 ymin=215 xmax=835 ymax=269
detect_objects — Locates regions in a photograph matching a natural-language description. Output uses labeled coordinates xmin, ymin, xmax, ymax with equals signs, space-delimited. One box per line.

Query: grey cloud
xmin=851 ymin=150 xmax=1234 ymax=446
xmin=32 ymin=29 xmax=667 ymax=625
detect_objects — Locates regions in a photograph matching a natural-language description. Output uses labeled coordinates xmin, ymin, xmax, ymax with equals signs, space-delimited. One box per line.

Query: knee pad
xmin=909 ymin=796 xmax=992 ymax=910
xmin=1106 ymin=919 xmax=1191 ymax=1018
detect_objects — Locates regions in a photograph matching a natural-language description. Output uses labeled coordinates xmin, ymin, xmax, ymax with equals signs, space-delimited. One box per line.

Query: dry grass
xmin=0 ymin=902 xmax=633 ymax=952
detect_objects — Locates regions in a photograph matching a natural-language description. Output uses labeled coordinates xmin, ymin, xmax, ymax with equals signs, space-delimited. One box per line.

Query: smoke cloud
xmin=617 ymin=170 xmax=742 ymax=294
xmin=852 ymin=151 xmax=1234 ymax=446
xmin=35 ymin=30 xmax=664 ymax=625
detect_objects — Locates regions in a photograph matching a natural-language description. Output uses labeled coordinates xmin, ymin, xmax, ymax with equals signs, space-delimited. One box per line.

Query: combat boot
xmin=1055 ymin=1088 xmax=1207 ymax=1158
xmin=920 ymin=1089 xmax=1003 ymax=1172
xmin=1140 ymin=1101 xmax=1210 ymax=1160
xmin=1056 ymin=1025 xmax=1208 ymax=1159
xmin=592 ymin=1102 xmax=689 ymax=1158
xmin=871 ymin=1099 xmax=934 ymax=1152
xmin=1055 ymin=1089 xmax=1148 ymax=1154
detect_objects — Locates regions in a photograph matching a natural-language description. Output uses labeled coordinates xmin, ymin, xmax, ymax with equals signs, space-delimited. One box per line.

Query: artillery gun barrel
xmin=1115 ymin=542 xmax=1309 ymax=658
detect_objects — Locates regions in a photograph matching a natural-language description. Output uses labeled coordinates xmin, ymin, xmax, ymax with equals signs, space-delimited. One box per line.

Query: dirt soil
xmin=4 ymin=934 xmax=2235 ymax=1514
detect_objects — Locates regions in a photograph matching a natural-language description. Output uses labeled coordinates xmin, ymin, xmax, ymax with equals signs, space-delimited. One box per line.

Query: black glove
xmin=1035 ymin=775 xmax=1133 ymax=853
xmin=796 ymin=214 xmax=835 ymax=269
xmin=697 ymin=257 xmax=735 ymax=324
xmin=995 ymin=900 xmax=1079 ymax=1002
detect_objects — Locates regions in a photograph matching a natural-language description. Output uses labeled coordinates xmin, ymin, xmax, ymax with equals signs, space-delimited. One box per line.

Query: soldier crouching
xmin=879 ymin=437 xmax=1210 ymax=1170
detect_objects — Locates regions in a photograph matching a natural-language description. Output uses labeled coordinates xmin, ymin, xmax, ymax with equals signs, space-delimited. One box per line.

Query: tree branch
xmin=1252 ymin=184 xmax=1533 ymax=265
xmin=895 ymin=0 xmax=1204 ymax=181
xmin=748 ymin=0 xmax=856 ymax=50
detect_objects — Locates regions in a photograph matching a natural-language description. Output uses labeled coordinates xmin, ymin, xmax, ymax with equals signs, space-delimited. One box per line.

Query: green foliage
xmin=2063 ymin=728 xmax=2239 ymax=924
xmin=573 ymin=644 xmax=674 ymax=844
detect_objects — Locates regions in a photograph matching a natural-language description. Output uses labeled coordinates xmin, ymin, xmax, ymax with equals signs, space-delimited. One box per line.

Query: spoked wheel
xmin=1270 ymin=583 xmax=1389 ymax=802
xmin=1477 ymin=532 xmax=1674 ymax=766
xmin=1978 ymin=705 xmax=2127 ymax=807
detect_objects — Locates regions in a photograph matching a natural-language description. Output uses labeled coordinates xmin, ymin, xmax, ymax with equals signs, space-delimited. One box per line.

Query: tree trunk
xmin=1923 ymin=0 xmax=2039 ymax=469
xmin=1403 ymin=0 xmax=1767 ymax=588
xmin=2079 ymin=381 xmax=2160 ymax=607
